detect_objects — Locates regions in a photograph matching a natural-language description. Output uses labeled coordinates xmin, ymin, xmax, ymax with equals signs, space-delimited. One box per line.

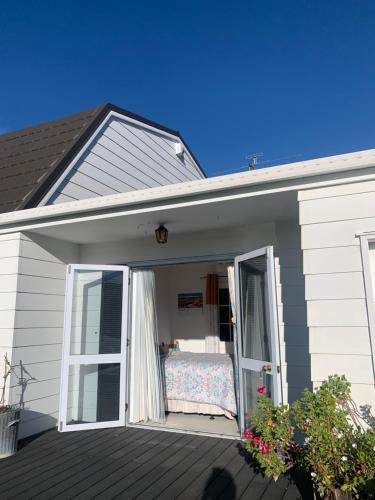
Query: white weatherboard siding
xmin=299 ymin=180 xmax=375 ymax=412
xmin=0 ymin=233 xmax=22 ymax=405
xmin=45 ymin=115 xmax=203 ymax=205
xmin=7 ymin=232 xmax=78 ymax=438
xmin=275 ymin=221 xmax=310 ymax=404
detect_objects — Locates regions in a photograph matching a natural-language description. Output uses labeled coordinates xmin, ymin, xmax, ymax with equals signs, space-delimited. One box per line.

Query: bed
xmin=162 ymin=352 xmax=237 ymax=419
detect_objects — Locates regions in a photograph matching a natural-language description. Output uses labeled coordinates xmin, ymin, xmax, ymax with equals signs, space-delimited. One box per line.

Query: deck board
xmin=0 ymin=427 xmax=308 ymax=499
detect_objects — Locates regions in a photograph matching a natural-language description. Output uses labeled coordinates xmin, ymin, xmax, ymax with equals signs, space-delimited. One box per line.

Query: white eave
xmin=1 ymin=147 xmax=375 ymax=232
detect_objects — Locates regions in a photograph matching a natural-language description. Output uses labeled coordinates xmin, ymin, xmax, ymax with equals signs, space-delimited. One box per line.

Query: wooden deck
xmin=0 ymin=427 xmax=311 ymax=499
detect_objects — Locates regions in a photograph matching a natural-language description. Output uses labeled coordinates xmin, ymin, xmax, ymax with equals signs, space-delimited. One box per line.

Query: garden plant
xmin=243 ymin=375 xmax=375 ymax=499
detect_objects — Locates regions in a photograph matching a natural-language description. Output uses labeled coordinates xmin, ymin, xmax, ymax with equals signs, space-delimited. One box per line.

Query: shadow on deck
xmin=0 ymin=427 xmax=312 ymax=499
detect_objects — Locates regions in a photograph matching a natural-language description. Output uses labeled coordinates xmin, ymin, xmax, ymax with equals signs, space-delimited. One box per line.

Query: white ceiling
xmin=30 ymin=190 xmax=298 ymax=244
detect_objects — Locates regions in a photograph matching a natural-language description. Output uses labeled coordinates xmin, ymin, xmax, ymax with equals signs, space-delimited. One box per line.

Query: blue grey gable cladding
xmin=46 ymin=114 xmax=204 ymax=205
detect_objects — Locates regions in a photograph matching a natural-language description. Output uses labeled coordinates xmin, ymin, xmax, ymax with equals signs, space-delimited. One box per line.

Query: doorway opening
xmin=128 ymin=260 xmax=240 ymax=437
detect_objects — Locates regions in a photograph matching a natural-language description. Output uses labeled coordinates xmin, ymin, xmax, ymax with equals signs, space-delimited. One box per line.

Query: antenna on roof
xmin=246 ymin=152 xmax=263 ymax=170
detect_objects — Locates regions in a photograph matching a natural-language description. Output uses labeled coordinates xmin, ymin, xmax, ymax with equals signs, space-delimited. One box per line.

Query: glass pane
xmin=239 ymin=255 xmax=271 ymax=361
xmin=70 ymin=270 xmax=123 ymax=355
xmin=66 ymin=363 xmax=120 ymax=425
xmin=242 ymin=368 xmax=271 ymax=428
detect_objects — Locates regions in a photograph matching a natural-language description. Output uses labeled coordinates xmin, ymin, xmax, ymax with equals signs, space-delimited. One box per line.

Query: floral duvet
xmin=163 ymin=352 xmax=237 ymax=415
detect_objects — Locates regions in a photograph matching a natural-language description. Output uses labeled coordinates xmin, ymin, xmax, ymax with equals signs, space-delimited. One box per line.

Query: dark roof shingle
xmin=0 ymin=104 xmax=107 ymax=213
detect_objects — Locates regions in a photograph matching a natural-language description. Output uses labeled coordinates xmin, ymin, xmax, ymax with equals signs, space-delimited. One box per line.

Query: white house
xmin=0 ymin=104 xmax=374 ymax=439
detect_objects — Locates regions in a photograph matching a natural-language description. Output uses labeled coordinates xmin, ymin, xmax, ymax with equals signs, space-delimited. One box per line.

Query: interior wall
xmin=79 ymin=222 xmax=276 ymax=264
xmin=154 ymin=262 xmax=232 ymax=353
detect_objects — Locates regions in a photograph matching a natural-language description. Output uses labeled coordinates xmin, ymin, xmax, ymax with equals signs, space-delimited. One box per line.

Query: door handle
xmin=262 ymin=364 xmax=272 ymax=373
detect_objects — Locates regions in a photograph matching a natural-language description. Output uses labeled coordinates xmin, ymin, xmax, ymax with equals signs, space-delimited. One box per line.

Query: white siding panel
xmin=0 ymin=275 xmax=18 ymax=293
xmin=301 ymin=218 xmax=375 ymax=249
xmin=19 ymin=258 xmax=66 ymax=279
xmin=298 ymin=179 xmax=375 ymax=201
xmin=0 ymin=310 xmax=17 ymax=329
xmin=311 ymin=354 xmax=373 ymax=384
xmin=17 ymin=275 xmax=66 ymax=295
xmin=0 ymin=257 xmax=20 ymax=275
xmin=12 ymin=344 xmax=61 ymax=365
xmin=309 ymin=327 xmax=370 ymax=355
xmin=8 ymin=232 xmax=78 ymax=437
xmin=299 ymin=180 xmax=375 ymax=412
xmin=15 ymin=310 xmax=64 ymax=329
xmin=300 ymin=191 xmax=375 ymax=224
xmin=15 ymin=328 xmax=63 ymax=347
xmin=307 ymin=299 xmax=368 ymax=327
xmin=0 ymin=293 xmax=20 ymax=310
xmin=303 ymin=246 xmax=362 ymax=274
xmin=16 ymin=293 xmax=64 ymax=311
xmin=305 ymin=272 xmax=365 ymax=300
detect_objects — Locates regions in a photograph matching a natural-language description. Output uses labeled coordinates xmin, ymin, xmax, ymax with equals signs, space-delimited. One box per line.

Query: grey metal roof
xmin=0 ymin=103 xmax=204 ymax=214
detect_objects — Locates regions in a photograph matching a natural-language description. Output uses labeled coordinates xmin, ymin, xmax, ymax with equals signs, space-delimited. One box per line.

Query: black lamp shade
xmin=155 ymin=225 xmax=168 ymax=244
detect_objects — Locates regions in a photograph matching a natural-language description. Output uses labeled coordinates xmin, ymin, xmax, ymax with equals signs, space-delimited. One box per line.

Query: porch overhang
xmin=0 ymin=147 xmax=374 ymax=243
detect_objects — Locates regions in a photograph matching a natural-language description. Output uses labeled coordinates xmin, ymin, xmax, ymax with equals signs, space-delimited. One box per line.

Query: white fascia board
xmin=38 ymin=110 xmax=203 ymax=206
xmin=1 ymin=148 xmax=375 ymax=233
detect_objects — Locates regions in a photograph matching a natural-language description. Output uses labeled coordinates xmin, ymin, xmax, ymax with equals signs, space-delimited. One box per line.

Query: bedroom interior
xmin=127 ymin=260 xmax=240 ymax=437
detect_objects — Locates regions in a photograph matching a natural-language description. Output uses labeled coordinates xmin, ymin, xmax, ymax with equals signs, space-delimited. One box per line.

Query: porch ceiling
xmin=28 ymin=190 xmax=298 ymax=244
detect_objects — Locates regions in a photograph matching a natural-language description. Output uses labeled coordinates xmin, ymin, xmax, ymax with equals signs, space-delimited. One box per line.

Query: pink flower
xmin=244 ymin=430 xmax=254 ymax=440
xmin=252 ymin=436 xmax=260 ymax=446
xmin=257 ymin=386 xmax=266 ymax=395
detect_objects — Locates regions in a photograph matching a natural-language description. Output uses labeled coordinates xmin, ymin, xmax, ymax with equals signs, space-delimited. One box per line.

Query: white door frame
xmin=235 ymin=246 xmax=282 ymax=435
xmin=59 ymin=264 xmax=129 ymax=432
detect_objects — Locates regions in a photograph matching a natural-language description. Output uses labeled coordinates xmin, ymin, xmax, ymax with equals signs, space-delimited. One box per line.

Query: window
xmin=218 ymin=288 xmax=234 ymax=342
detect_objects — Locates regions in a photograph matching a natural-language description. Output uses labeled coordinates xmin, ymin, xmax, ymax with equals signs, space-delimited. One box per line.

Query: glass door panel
xmin=235 ymin=247 xmax=281 ymax=435
xmin=59 ymin=265 xmax=129 ymax=431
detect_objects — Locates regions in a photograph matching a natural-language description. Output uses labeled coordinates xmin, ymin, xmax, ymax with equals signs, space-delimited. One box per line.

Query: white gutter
xmin=0 ymin=147 xmax=375 ymax=229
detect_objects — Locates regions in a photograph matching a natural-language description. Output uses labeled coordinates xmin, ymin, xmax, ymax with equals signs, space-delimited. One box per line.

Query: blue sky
xmin=0 ymin=1 xmax=374 ymax=176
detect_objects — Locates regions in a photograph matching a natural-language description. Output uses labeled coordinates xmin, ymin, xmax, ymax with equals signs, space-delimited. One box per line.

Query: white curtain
xmin=205 ymin=273 xmax=220 ymax=353
xmin=128 ymin=270 xmax=165 ymax=423
xmin=205 ymin=306 xmax=220 ymax=353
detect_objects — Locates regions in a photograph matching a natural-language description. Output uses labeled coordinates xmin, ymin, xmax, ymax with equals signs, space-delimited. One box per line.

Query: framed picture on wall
xmin=178 ymin=292 xmax=203 ymax=309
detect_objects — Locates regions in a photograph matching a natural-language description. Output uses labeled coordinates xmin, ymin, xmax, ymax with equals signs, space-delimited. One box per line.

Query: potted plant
xmin=243 ymin=376 xmax=375 ymax=499
xmin=0 ymin=354 xmax=20 ymax=458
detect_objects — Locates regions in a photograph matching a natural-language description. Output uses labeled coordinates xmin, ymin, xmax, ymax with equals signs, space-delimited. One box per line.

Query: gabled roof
xmin=0 ymin=103 xmax=204 ymax=213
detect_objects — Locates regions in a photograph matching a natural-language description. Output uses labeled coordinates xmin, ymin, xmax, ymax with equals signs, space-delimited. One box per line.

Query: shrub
xmin=243 ymin=376 xmax=375 ymax=499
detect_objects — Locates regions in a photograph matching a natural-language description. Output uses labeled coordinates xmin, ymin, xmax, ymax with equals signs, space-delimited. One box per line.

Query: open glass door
xmin=235 ymin=247 xmax=282 ymax=436
xmin=59 ymin=264 xmax=129 ymax=431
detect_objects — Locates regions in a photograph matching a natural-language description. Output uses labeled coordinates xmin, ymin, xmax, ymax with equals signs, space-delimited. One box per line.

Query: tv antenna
xmin=246 ymin=152 xmax=263 ymax=170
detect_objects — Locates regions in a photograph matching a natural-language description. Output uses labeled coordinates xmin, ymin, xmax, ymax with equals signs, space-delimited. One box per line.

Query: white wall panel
xmin=307 ymin=299 xmax=368 ymax=327
xmin=305 ymin=272 xmax=365 ymax=300
xmin=309 ymin=327 xmax=370 ymax=355
xmin=301 ymin=218 xmax=375 ymax=249
xmin=8 ymin=232 xmax=78 ymax=438
xmin=303 ymin=246 xmax=362 ymax=274
xmin=299 ymin=180 xmax=375 ymax=413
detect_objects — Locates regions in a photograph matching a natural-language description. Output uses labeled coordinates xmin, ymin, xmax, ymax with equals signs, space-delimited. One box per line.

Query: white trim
xmin=38 ymin=110 xmax=203 ymax=206
xmin=59 ymin=263 xmax=130 ymax=432
xmin=359 ymin=235 xmax=375 ymax=383
xmin=127 ymin=253 xmax=236 ymax=268
xmin=234 ymin=246 xmax=282 ymax=436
